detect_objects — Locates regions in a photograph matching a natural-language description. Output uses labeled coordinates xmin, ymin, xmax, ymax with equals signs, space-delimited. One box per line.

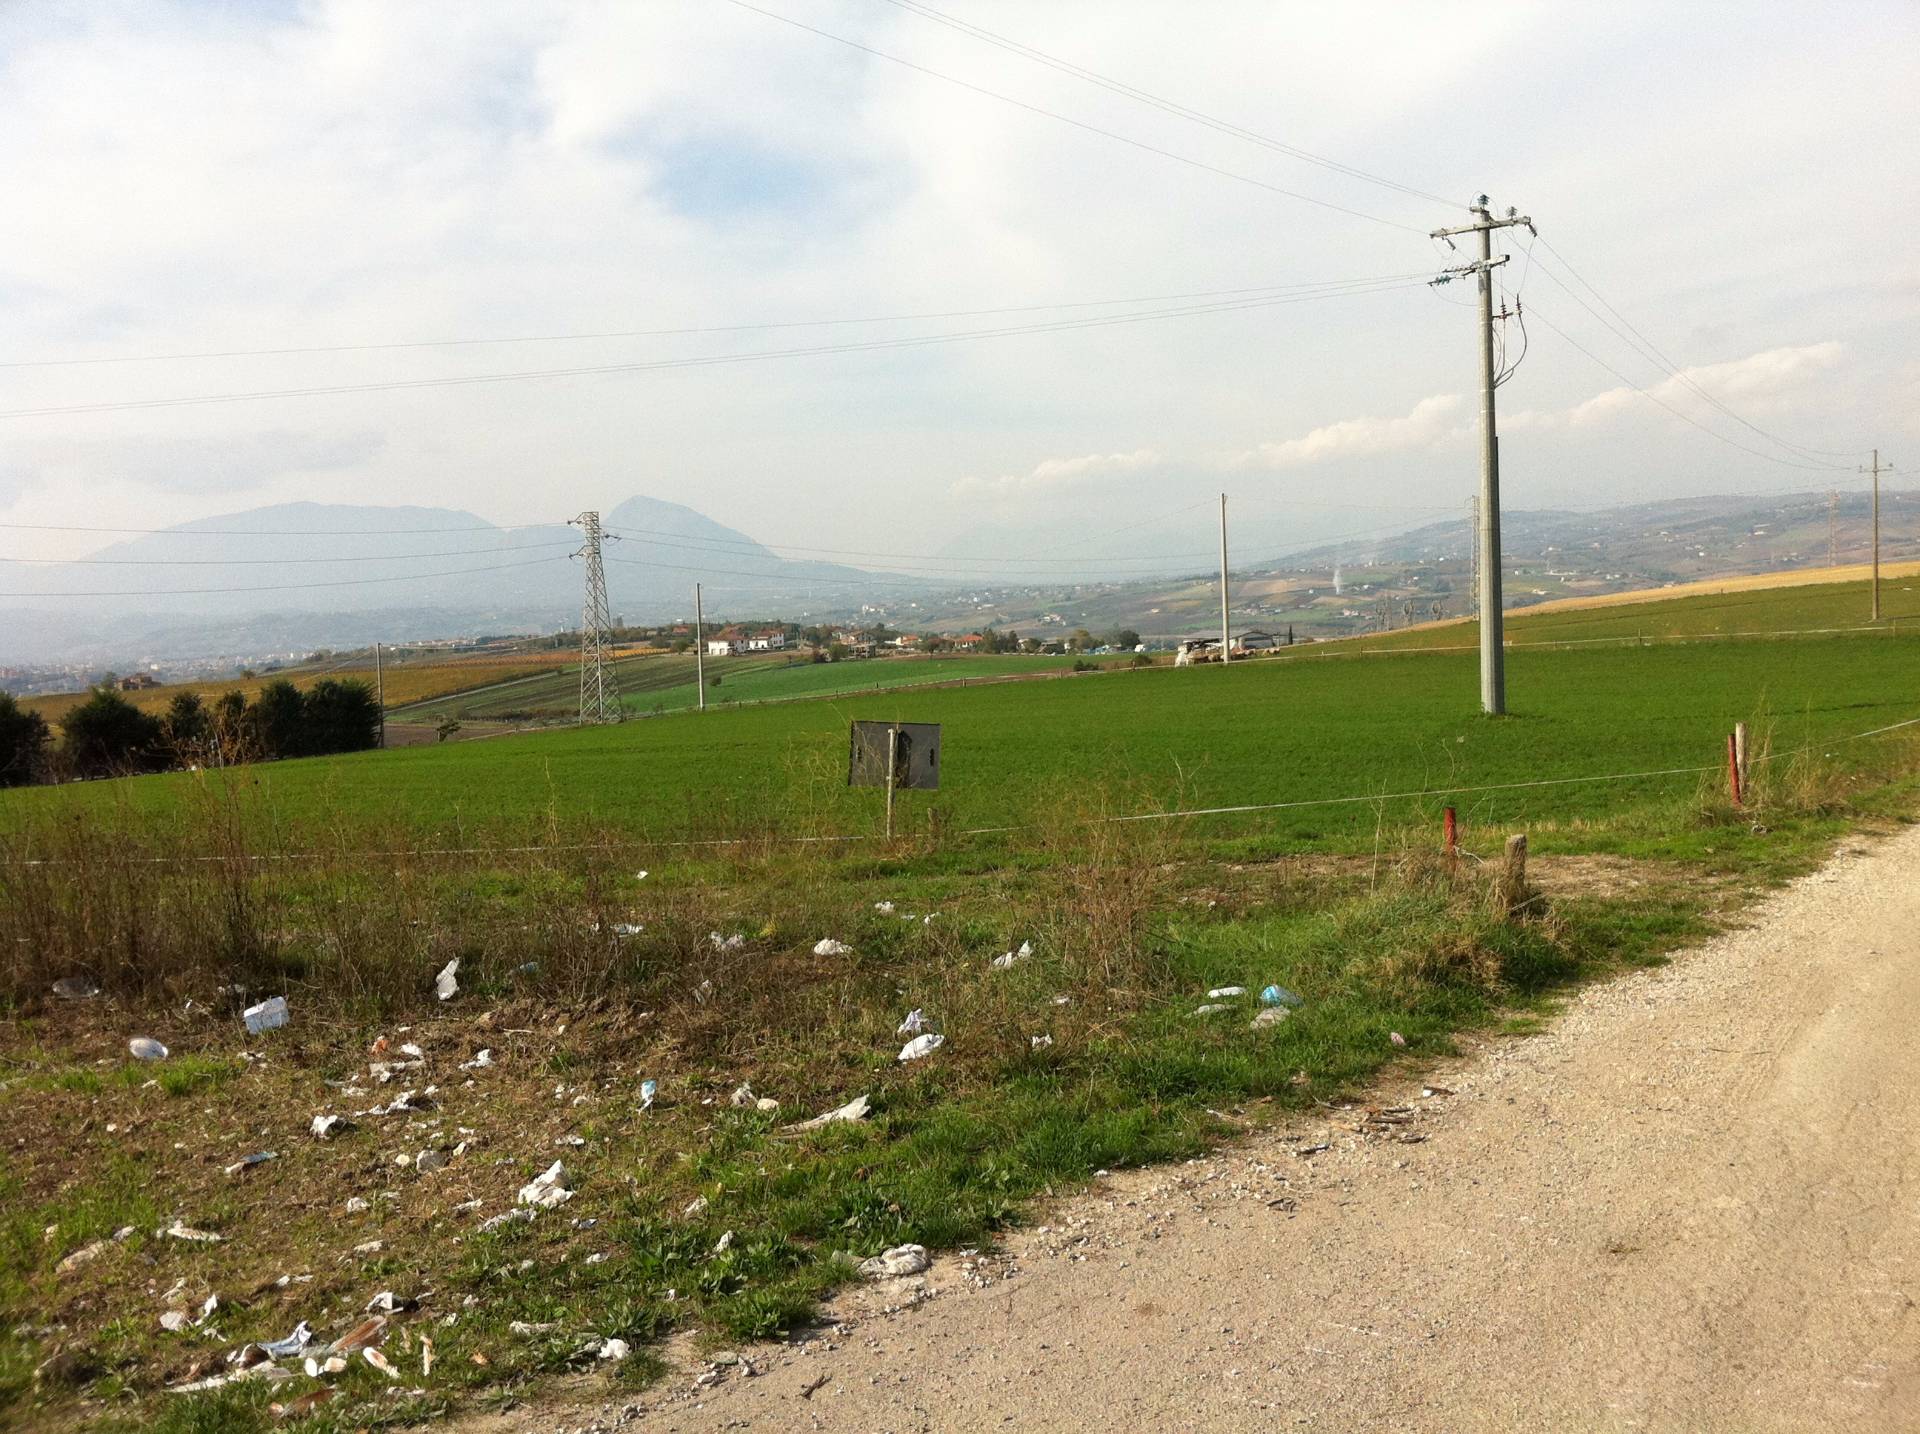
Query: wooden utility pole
xmin=1433 ymin=198 xmax=1533 ymax=715
xmin=1860 ymin=450 xmax=1895 ymax=621
xmin=1218 ymin=492 xmax=1231 ymax=665
xmin=374 ymin=640 xmax=386 ymax=749
xmin=1828 ymin=490 xmax=1839 ymax=566
xmin=694 ymin=582 xmax=706 ymax=711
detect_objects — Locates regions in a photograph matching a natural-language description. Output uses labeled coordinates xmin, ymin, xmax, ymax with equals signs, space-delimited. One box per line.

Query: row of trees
xmin=0 ymin=677 xmax=382 ymax=786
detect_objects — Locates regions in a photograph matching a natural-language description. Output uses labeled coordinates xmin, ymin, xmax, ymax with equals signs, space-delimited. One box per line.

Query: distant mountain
xmin=0 ymin=496 xmax=917 ymax=665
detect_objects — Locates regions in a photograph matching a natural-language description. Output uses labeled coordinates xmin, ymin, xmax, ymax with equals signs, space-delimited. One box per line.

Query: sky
xmin=1 ymin=0 xmax=1915 ymax=577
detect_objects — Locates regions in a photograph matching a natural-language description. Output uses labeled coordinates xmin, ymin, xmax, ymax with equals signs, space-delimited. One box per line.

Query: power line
xmin=603 ymin=525 xmax=1218 ymax=569
xmin=0 ymin=553 xmax=569 ymax=599
xmin=720 ymin=0 xmax=1436 ymax=234
xmin=1525 ymin=302 xmax=1858 ymax=475
xmin=872 ymin=0 xmax=1458 ymax=208
xmin=0 ymin=538 xmax=581 ymax=566
xmin=0 ymin=519 xmax=558 ymax=537
xmin=0 ymin=276 xmax=1412 ymax=370
xmin=0 ymin=277 xmax=1428 ymax=420
xmin=1530 ymin=239 xmax=1865 ymax=464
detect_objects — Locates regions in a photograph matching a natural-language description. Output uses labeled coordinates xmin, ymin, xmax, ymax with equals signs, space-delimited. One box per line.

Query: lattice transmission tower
xmin=572 ymin=511 xmax=622 ymax=724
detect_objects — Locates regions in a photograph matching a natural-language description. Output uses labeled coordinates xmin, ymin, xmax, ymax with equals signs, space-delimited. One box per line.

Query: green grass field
xmin=393 ymin=651 xmax=1114 ymax=722
xmin=19 ymin=629 xmax=1919 ymax=858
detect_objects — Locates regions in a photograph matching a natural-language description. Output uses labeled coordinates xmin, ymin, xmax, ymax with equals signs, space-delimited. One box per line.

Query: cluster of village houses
xmin=698 ymin=626 xmax=1009 ymax=658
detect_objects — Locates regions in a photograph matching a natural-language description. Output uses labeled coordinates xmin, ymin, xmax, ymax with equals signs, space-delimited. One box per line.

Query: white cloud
xmin=1504 ymin=341 xmax=1846 ymax=434
xmin=1234 ymin=394 xmax=1466 ymax=469
xmin=952 ymin=448 xmax=1161 ymax=498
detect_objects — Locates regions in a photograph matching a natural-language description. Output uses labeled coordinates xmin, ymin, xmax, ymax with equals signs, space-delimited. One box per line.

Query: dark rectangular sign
xmin=848 ymin=720 xmax=941 ymax=791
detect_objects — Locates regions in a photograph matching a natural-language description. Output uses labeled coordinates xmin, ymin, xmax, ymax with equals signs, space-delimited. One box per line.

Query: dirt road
xmin=504 ymin=826 xmax=1920 ymax=1433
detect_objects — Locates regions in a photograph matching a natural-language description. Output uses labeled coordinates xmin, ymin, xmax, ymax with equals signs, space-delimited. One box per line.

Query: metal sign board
xmin=848 ymin=720 xmax=941 ymax=791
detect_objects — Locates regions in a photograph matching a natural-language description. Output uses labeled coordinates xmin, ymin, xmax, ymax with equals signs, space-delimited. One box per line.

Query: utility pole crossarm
xmin=1430 ymin=213 xmax=1534 ymax=240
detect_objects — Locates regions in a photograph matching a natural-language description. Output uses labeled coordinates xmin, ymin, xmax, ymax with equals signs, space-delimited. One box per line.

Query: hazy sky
xmin=1 ymin=0 xmax=1914 ymax=572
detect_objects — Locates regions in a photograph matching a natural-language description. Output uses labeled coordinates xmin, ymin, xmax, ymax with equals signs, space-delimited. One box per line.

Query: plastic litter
xmin=1250 ymin=1007 xmax=1290 ymax=1030
xmin=1260 ymin=985 xmax=1304 ymax=1008
xmin=873 ymin=901 xmax=895 ymax=914
xmin=813 ymin=938 xmax=852 ymax=957
xmin=636 ymin=869 xmax=649 ymax=880
xmin=1191 ymin=1003 xmax=1229 ymax=1017
xmin=729 ymin=1082 xmax=758 ymax=1108
xmin=990 ymin=940 xmax=1034 ymax=970
xmin=159 ymin=1310 xmax=191 ymax=1333
xmin=791 ymin=1093 xmax=871 ymax=1130
xmin=327 ymin=1314 xmax=387 ymax=1355
xmin=460 ymin=1049 xmax=494 ymax=1070
xmin=363 ymin=1347 xmax=400 ymax=1380
xmin=708 ymin=932 xmax=745 ymax=952
xmin=257 ymin=1323 xmax=312 ymax=1360
xmin=598 ymin=1337 xmax=630 ymax=1362
xmin=1206 ymin=986 xmax=1247 ymax=999
xmin=683 ymin=1196 xmax=709 ymax=1218
xmin=1030 ymin=1034 xmax=1054 ymax=1049
xmin=304 ymin=1354 xmax=348 ymax=1377
xmin=509 ymin=1320 xmax=558 ymax=1337
xmin=421 ymin=1335 xmax=434 ymax=1377
xmin=517 ymin=1160 xmax=574 ymax=1209
xmin=1389 ymin=1031 xmax=1408 ymax=1048
xmin=310 ymin=1115 xmax=347 ymax=1139
xmin=857 ymin=1243 xmax=931 ymax=1279
xmin=364 ymin=1291 xmax=413 ymax=1314
xmin=161 ymin=1221 xmax=222 ymax=1243
xmin=242 ymin=997 xmax=288 ymax=1034
xmin=129 ymin=1037 xmax=169 ymax=1062
xmin=223 ymin=1151 xmax=276 ymax=1177
xmin=897 ymin=1033 xmax=946 ymax=1062
xmin=434 ymin=959 xmax=460 ymax=1002
xmin=612 ymin=922 xmax=644 ymax=938
xmin=399 ymin=1041 xmax=424 ymax=1058
xmin=895 ymin=1008 xmax=928 ymax=1036
xmin=345 ymin=1197 xmax=369 ymax=1214
xmin=712 ymin=1230 xmax=734 ymax=1254
xmin=478 ymin=1208 xmax=535 ymax=1234
xmin=51 ymin=977 xmax=99 ymax=1000
xmin=640 ymin=1078 xmax=658 ymax=1110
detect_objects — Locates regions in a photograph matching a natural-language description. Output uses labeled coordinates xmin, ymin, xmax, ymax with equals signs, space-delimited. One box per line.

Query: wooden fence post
xmin=1500 ymin=833 xmax=1529 ymax=913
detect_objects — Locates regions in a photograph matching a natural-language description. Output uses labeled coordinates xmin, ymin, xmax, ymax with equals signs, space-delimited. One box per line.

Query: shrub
xmin=59 ymin=689 xmax=164 ymax=777
xmin=0 ymin=694 xmax=50 ymax=787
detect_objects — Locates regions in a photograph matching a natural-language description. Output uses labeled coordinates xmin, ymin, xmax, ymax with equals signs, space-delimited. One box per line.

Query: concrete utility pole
xmin=1828 ymin=490 xmax=1839 ymax=567
xmin=694 ymin=582 xmax=706 ymax=712
xmin=571 ymin=511 xmax=622 ymax=724
xmin=1433 ymin=197 xmax=1534 ymax=715
xmin=1860 ymin=450 xmax=1895 ymax=621
xmin=1218 ymin=492 xmax=1231 ymax=664
xmin=374 ymin=640 xmax=386 ymax=749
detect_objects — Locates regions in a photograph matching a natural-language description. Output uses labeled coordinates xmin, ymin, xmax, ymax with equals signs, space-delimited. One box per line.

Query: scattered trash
xmin=1051 ymin=994 xmax=1072 ymax=1005
xmin=1250 ymin=1008 xmax=1291 ymax=1031
xmin=257 ymin=1323 xmax=313 ymax=1360
xmin=398 ymin=1041 xmax=424 ymax=1058
xmin=1030 ymin=1034 xmax=1054 ymax=1050
xmin=459 ymin=1049 xmax=494 ymax=1071
xmin=435 ymin=959 xmax=460 ymax=1002
xmin=897 ymin=1033 xmax=946 ymax=1062
xmin=598 ymin=1337 xmax=630 ymax=1362
xmin=364 ymin=1291 xmax=415 ymax=1314
xmin=478 ymin=1208 xmax=535 ymax=1234
xmin=328 ymin=1315 xmax=387 ymax=1355
xmin=991 ymin=941 xmax=1034 ymax=970
xmin=636 ymin=870 xmax=649 ymax=880
xmin=309 ymin=1115 xmax=348 ymax=1140
xmin=198 ymin=1293 xmax=220 ymax=1323
xmin=708 ymin=933 xmax=745 ymax=952
xmin=682 ymin=1196 xmax=709 ymax=1218
xmin=791 ymin=1093 xmax=871 ymax=1130
xmin=729 ymin=1082 xmax=758 ymax=1108
xmin=640 ymin=1079 xmax=658 ymax=1111
xmin=344 ymin=1197 xmax=369 ymax=1215
xmin=414 ymin=1149 xmax=447 ymax=1175
xmin=1295 ymin=1142 xmax=1331 ymax=1158
xmin=1422 ymin=1085 xmax=1454 ymax=1098
xmin=509 ymin=1320 xmax=558 ymax=1337
xmin=420 ymin=1335 xmax=434 ymax=1378
xmin=304 ymin=1354 xmax=348 ymax=1377
xmin=813 ymin=938 xmax=852 ymax=956
xmin=129 ymin=1037 xmax=169 ymax=1062
xmin=362 ymin=1347 xmax=400 ymax=1380
xmin=56 ymin=1240 xmax=109 ymax=1275
xmin=517 ymin=1161 xmax=574 ymax=1209
xmin=161 ymin=1221 xmax=222 ymax=1244
xmin=1389 ymin=1031 xmax=1408 ymax=1048
xmin=223 ymin=1152 xmax=276 ymax=1177
xmin=51 ymin=977 xmax=99 ymax=1001
xmin=1191 ymin=1003 xmax=1229 ymax=1017
xmin=242 ymin=997 xmax=289 ymax=1034
xmin=857 ymin=1244 xmax=931 ymax=1279
xmin=895 ymin=1008 xmax=928 ymax=1036
xmin=712 ymin=1230 xmax=735 ymax=1255
xmin=271 ymin=1388 xmax=336 ymax=1420
xmin=159 ymin=1310 xmax=191 ymax=1333
xmin=353 ymin=1240 xmax=385 ymax=1255
xmin=612 ymin=921 xmax=644 ymax=938
xmin=873 ymin=901 xmax=895 ymax=914
xmin=1260 ymin=985 xmax=1304 ymax=1008
xmin=1207 ymin=986 xmax=1247 ymax=999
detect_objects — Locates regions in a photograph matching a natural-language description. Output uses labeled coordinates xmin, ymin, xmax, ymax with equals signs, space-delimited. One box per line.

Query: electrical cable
xmin=0 ymin=552 xmax=570 ymax=599
xmin=720 ymin=0 xmax=1436 ymax=234
xmin=0 ymin=278 xmax=1430 ymax=420
xmin=870 ymin=0 xmax=1460 ymax=208
xmin=0 ymin=537 xmax=581 ymax=566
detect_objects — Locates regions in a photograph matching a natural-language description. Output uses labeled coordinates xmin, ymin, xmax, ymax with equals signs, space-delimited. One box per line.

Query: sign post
xmin=849 ymin=719 xmax=941 ymax=839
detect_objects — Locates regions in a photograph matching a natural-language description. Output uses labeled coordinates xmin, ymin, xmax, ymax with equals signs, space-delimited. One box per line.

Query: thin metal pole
xmin=1871 ymin=449 xmax=1882 ymax=622
xmin=1475 ymin=206 xmax=1506 ymax=714
xmin=1218 ymin=492 xmax=1231 ymax=665
xmin=374 ymin=640 xmax=385 ymax=749
xmin=694 ymin=582 xmax=706 ymax=710
xmin=885 ymin=723 xmax=898 ymax=840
